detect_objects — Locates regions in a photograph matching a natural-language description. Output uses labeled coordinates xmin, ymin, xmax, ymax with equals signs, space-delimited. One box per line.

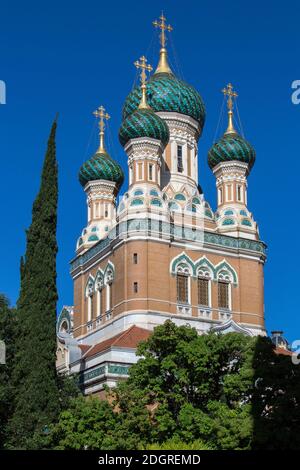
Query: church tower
xmin=208 ymin=84 xmax=258 ymax=240
xmin=57 ymin=14 xmax=267 ymax=396
xmin=119 ymin=55 xmax=169 ymax=191
xmin=77 ymin=106 xmax=124 ymax=252
xmin=123 ymin=14 xmax=205 ymax=202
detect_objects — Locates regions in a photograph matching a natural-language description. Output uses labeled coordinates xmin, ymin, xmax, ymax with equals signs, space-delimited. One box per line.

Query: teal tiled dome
xmin=79 ymin=151 xmax=124 ymax=188
xmin=208 ymin=132 xmax=256 ymax=171
xmin=119 ymin=108 xmax=169 ymax=148
xmin=122 ymin=72 xmax=205 ymax=132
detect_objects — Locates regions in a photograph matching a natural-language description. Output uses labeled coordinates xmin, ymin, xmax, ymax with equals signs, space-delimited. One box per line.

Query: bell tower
xmin=208 ymin=84 xmax=258 ymax=239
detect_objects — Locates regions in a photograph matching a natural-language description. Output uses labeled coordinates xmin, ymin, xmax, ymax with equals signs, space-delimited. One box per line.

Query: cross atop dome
xmin=93 ymin=105 xmax=110 ymax=153
xmin=134 ymin=56 xmax=153 ymax=109
xmin=153 ymin=13 xmax=173 ymax=74
xmin=222 ymin=83 xmax=238 ymax=135
xmin=134 ymin=56 xmax=152 ymax=86
xmin=153 ymin=13 xmax=173 ymax=49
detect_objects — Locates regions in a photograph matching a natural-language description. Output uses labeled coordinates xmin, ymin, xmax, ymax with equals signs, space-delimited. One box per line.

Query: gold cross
xmin=153 ymin=13 xmax=173 ymax=48
xmin=93 ymin=105 xmax=110 ymax=152
xmin=93 ymin=105 xmax=110 ymax=132
xmin=134 ymin=56 xmax=153 ymax=86
xmin=134 ymin=56 xmax=153 ymax=110
xmin=222 ymin=83 xmax=238 ymax=111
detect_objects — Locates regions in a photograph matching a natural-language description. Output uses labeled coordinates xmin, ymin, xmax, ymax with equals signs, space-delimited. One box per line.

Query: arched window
xmin=217 ymin=270 xmax=232 ymax=310
xmin=176 ymin=263 xmax=191 ymax=304
xmin=218 ymin=187 xmax=223 ymax=205
xmin=130 ymin=198 xmax=144 ymax=207
xmin=148 ymin=163 xmax=154 ymax=181
xmin=95 ymin=271 xmax=104 ymax=319
xmin=59 ymin=320 xmax=69 ymax=333
xmin=134 ymin=189 xmax=144 ymax=196
xmin=197 ymin=268 xmax=212 ymax=307
xmin=85 ymin=276 xmax=95 ymax=323
xmin=151 ymin=198 xmax=162 ymax=207
xmin=237 ymin=185 xmax=242 ymax=202
xmin=177 ymin=144 xmax=183 ymax=172
xmin=104 ymin=263 xmax=115 ymax=319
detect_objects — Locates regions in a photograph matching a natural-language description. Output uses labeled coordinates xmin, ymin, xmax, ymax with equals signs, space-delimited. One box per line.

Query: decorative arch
xmin=168 ymin=201 xmax=180 ymax=212
xmin=222 ymin=218 xmax=235 ymax=226
xmin=174 ymin=193 xmax=186 ymax=202
xmin=205 ymin=209 xmax=213 ymax=218
xmin=88 ymin=234 xmax=99 ymax=242
xmin=104 ymin=261 xmax=115 ymax=285
xmin=56 ymin=306 xmax=74 ymax=335
xmin=151 ymin=198 xmax=162 ymax=207
xmin=150 ymin=189 xmax=159 ymax=197
xmin=192 ymin=197 xmax=201 ymax=205
xmin=170 ymin=252 xmax=194 ymax=276
xmin=224 ymin=209 xmax=235 ymax=216
xmin=211 ymin=319 xmax=253 ymax=336
xmin=130 ymin=198 xmax=144 ymax=206
xmin=94 ymin=269 xmax=105 ymax=319
xmin=194 ymin=256 xmax=215 ymax=278
xmin=95 ymin=268 xmax=104 ymax=291
xmin=215 ymin=260 xmax=238 ymax=285
xmin=85 ymin=274 xmax=95 ymax=296
xmin=241 ymin=218 xmax=252 ymax=227
xmin=133 ymin=188 xmax=144 ymax=196
xmin=85 ymin=275 xmax=95 ymax=324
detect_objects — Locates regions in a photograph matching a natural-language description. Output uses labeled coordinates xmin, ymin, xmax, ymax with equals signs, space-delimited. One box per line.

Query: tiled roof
xmin=83 ymin=325 xmax=151 ymax=359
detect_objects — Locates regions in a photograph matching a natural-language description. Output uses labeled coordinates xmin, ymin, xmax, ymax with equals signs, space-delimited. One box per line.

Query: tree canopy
xmin=6 ymin=120 xmax=61 ymax=449
xmin=0 ymin=295 xmax=16 ymax=449
xmin=50 ymin=320 xmax=300 ymax=450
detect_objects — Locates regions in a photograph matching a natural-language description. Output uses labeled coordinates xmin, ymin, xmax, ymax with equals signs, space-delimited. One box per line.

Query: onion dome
xmin=119 ymin=55 xmax=170 ymax=148
xmin=122 ymin=14 xmax=205 ymax=132
xmin=79 ymin=151 xmax=124 ymax=187
xmin=122 ymin=73 xmax=205 ymax=130
xmin=79 ymin=106 xmax=124 ymax=188
xmin=208 ymin=83 xmax=256 ymax=172
xmin=119 ymin=108 xmax=169 ymax=148
xmin=208 ymin=132 xmax=255 ymax=171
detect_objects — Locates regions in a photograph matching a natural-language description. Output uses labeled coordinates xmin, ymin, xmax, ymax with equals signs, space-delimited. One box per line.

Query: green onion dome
xmin=79 ymin=150 xmax=124 ymax=188
xmin=122 ymin=72 xmax=205 ymax=132
xmin=119 ymin=108 xmax=170 ymax=148
xmin=208 ymin=132 xmax=256 ymax=171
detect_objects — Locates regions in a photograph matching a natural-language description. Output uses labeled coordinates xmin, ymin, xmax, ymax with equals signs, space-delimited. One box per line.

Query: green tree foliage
xmin=145 ymin=438 xmax=212 ymax=450
xmin=49 ymin=320 xmax=300 ymax=450
xmin=0 ymin=295 xmax=16 ymax=448
xmin=7 ymin=121 xmax=61 ymax=449
xmin=51 ymin=321 xmax=256 ymax=449
xmin=51 ymin=396 xmax=119 ymax=450
xmin=117 ymin=320 xmax=255 ymax=450
xmin=252 ymin=336 xmax=300 ymax=449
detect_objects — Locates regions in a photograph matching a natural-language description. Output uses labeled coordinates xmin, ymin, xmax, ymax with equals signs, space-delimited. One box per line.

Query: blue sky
xmin=0 ymin=0 xmax=299 ymax=342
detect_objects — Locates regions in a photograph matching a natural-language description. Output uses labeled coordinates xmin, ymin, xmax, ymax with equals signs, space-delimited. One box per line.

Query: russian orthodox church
xmin=56 ymin=15 xmax=267 ymax=396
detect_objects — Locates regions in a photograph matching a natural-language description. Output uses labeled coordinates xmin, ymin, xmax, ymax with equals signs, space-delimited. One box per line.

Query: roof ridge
xmin=111 ymin=324 xmax=137 ymax=346
xmin=82 ymin=325 xmax=151 ymax=359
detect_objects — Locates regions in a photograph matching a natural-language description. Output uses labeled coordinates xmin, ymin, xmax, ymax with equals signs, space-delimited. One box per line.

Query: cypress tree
xmin=7 ymin=120 xmax=60 ymax=449
xmin=0 ymin=295 xmax=16 ymax=448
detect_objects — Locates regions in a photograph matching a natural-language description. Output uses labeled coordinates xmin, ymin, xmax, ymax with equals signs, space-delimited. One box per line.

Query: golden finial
xmin=134 ymin=56 xmax=153 ymax=109
xmin=153 ymin=13 xmax=173 ymax=74
xmin=222 ymin=83 xmax=238 ymax=134
xmin=93 ymin=105 xmax=110 ymax=153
